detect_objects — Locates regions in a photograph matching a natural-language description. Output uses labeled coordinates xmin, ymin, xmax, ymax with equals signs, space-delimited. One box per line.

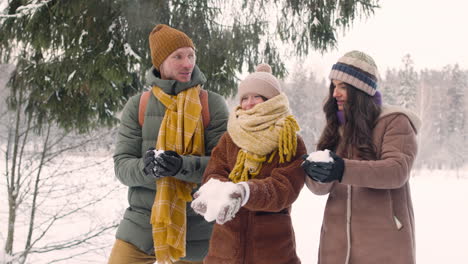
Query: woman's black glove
xmin=143 ymin=148 xmax=182 ymax=178
xmin=301 ymin=151 xmax=345 ymax=183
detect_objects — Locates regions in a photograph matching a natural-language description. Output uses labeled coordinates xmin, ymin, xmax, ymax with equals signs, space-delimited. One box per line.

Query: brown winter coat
xmin=306 ymin=106 xmax=421 ymax=264
xmin=202 ymin=132 xmax=307 ymax=264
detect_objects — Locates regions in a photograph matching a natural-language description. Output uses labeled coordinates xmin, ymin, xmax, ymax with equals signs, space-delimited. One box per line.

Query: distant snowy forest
xmin=282 ymin=55 xmax=467 ymax=170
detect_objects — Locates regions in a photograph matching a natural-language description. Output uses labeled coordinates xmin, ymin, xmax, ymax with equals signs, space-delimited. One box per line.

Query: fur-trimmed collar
xmin=379 ymin=105 xmax=421 ymax=133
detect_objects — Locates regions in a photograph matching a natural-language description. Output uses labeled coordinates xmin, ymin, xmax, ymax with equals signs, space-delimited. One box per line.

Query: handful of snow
xmin=194 ymin=178 xmax=240 ymax=222
xmin=306 ymin=149 xmax=334 ymax=163
xmin=153 ymin=149 xmax=164 ymax=158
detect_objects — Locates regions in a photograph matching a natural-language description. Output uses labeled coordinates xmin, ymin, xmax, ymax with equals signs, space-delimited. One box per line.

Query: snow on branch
xmin=124 ymin=43 xmax=142 ymax=62
xmin=0 ymin=0 xmax=51 ymax=19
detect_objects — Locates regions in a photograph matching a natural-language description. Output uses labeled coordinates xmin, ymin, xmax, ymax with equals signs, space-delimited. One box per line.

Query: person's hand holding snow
xmin=301 ymin=149 xmax=345 ymax=183
xmin=143 ymin=148 xmax=182 ymax=178
xmin=191 ymin=179 xmax=250 ymax=225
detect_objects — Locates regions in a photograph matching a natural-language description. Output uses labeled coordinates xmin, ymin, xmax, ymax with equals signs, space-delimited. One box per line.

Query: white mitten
xmin=191 ymin=179 xmax=226 ymax=220
xmin=191 ymin=190 xmax=208 ymax=217
xmin=191 ymin=179 xmax=250 ymax=225
xmin=215 ymin=182 xmax=249 ymax=225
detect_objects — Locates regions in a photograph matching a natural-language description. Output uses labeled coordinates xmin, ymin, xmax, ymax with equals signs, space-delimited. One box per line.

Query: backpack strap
xmin=138 ymin=91 xmax=152 ymax=127
xmin=199 ymin=89 xmax=210 ymax=129
xmin=138 ymin=89 xmax=211 ymax=128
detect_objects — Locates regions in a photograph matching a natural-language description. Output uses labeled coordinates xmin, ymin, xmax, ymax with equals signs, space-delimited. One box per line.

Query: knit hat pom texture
xmin=255 ymin=63 xmax=272 ymax=73
xmin=238 ymin=63 xmax=281 ymax=101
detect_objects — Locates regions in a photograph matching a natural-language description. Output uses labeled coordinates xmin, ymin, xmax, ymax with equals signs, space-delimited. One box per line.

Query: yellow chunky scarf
xmin=150 ymin=85 xmax=204 ymax=264
xmin=227 ymin=93 xmax=299 ymax=183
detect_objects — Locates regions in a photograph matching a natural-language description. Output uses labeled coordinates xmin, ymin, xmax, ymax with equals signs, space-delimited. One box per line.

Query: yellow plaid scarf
xmin=150 ymin=85 xmax=205 ymax=264
xmin=227 ymin=93 xmax=300 ymax=183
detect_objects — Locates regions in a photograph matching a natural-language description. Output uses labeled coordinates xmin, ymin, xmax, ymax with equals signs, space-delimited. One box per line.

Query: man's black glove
xmin=301 ymin=151 xmax=345 ymax=183
xmin=143 ymin=148 xmax=159 ymax=178
xmin=143 ymin=148 xmax=183 ymax=178
xmin=154 ymin=150 xmax=182 ymax=176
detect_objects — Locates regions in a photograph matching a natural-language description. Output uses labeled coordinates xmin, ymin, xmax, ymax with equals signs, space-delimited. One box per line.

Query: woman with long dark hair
xmin=302 ymin=50 xmax=421 ymax=264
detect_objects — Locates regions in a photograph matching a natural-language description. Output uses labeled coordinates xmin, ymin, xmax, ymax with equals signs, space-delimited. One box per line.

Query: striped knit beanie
xmin=149 ymin=24 xmax=195 ymax=70
xmin=329 ymin=50 xmax=380 ymax=96
xmin=238 ymin=63 xmax=281 ymax=102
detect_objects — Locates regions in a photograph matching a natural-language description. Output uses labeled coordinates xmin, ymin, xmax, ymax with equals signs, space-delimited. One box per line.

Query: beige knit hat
xmin=329 ymin=50 xmax=380 ymax=96
xmin=148 ymin=24 xmax=195 ymax=70
xmin=238 ymin=63 xmax=281 ymax=101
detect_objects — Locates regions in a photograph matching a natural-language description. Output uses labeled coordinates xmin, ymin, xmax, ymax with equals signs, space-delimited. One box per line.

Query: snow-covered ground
xmin=1 ymin=154 xmax=468 ymax=263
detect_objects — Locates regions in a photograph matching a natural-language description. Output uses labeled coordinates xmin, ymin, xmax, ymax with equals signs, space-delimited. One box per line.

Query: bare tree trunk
xmin=2 ymin=122 xmax=121 ymax=262
xmin=21 ymin=123 xmax=52 ymax=263
xmin=1 ymin=69 xmax=120 ymax=264
xmin=5 ymin=81 xmax=23 ymax=259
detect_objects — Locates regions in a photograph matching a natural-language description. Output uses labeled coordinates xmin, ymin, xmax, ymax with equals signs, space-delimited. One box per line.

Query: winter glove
xmin=215 ymin=183 xmax=247 ymax=225
xmin=301 ymin=151 xmax=345 ymax=183
xmin=143 ymin=147 xmax=161 ymax=178
xmin=191 ymin=191 xmax=208 ymax=217
xmin=191 ymin=179 xmax=249 ymax=225
xmin=154 ymin=150 xmax=183 ymax=177
xmin=143 ymin=148 xmax=182 ymax=178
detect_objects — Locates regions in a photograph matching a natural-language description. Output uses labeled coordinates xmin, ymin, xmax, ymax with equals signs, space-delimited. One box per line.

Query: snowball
xmin=153 ymin=149 xmax=164 ymax=159
xmin=307 ymin=149 xmax=333 ymax=163
xmin=196 ymin=178 xmax=239 ymax=222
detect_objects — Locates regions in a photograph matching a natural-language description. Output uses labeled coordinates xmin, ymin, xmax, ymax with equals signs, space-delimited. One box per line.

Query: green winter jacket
xmin=113 ymin=65 xmax=229 ymax=260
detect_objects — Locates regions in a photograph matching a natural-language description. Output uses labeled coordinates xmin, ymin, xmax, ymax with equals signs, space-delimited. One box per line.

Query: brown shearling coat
xmin=202 ymin=132 xmax=307 ymax=264
xmin=306 ymin=106 xmax=421 ymax=264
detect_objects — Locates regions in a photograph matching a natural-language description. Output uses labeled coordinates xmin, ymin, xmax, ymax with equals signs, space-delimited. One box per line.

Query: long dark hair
xmin=317 ymin=82 xmax=381 ymax=160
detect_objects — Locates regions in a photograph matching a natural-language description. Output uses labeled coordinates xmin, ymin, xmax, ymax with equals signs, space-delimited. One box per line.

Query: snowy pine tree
xmin=380 ymin=68 xmax=399 ymax=105
xmin=283 ymin=64 xmax=327 ymax=150
xmin=397 ymin=54 xmax=418 ymax=110
xmin=445 ymin=65 xmax=466 ymax=135
xmin=444 ymin=64 xmax=467 ymax=168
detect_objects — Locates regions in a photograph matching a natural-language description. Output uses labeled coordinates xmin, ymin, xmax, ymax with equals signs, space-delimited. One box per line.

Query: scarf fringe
xmin=229 ymin=115 xmax=299 ymax=183
xmin=229 ymin=150 xmax=267 ymax=183
xmin=279 ymin=115 xmax=300 ymax=163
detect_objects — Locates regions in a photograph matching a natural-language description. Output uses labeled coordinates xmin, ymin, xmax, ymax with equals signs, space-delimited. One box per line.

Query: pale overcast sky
xmin=295 ymin=0 xmax=468 ymax=79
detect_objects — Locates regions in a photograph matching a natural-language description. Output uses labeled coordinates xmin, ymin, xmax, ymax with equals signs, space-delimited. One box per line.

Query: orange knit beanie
xmin=148 ymin=24 xmax=195 ymax=70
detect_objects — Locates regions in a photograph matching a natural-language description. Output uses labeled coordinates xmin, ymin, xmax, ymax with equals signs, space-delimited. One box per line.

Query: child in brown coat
xmin=191 ymin=63 xmax=307 ymax=264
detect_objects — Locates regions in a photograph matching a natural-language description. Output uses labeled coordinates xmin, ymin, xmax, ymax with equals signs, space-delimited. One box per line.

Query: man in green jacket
xmin=108 ymin=24 xmax=228 ymax=264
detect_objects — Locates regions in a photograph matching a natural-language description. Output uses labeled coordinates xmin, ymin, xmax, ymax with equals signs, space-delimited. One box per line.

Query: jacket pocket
xmin=393 ymin=215 xmax=403 ymax=230
xmin=207 ymin=222 xmax=240 ymax=259
xmin=388 ymin=190 xmax=404 ymax=230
